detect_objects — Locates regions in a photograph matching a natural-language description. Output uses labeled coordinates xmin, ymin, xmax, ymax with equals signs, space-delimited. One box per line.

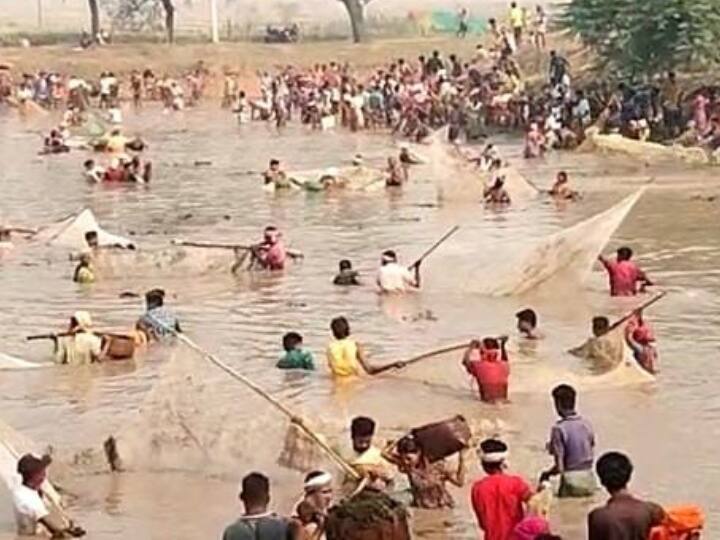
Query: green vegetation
xmin=558 ymin=0 xmax=720 ymax=78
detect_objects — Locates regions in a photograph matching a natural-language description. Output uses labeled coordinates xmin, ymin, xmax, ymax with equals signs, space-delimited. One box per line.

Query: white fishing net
xmin=422 ymin=128 xmax=539 ymax=203
xmin=35 ymin=209 xmax=134 ymax=251
xmin=468 ymin=188 xmax=646 ymax=296
xmin=288 ymin=166 xmax=385 ymax=191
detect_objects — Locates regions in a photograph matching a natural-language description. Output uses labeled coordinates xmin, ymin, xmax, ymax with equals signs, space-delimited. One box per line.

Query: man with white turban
xmin=53 ymin=311 xmax=105 ymax=365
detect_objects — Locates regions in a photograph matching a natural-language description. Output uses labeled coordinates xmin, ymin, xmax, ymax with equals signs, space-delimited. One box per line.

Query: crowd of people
xmin=0 ymin=2 xmax=710 ymax=539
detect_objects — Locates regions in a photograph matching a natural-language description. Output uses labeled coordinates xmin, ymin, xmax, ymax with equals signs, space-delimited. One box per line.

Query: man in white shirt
xmin=13 ymin=453 xmax=85 ymax=538
xmin=376 ymin=250 xmax=420 ymax=293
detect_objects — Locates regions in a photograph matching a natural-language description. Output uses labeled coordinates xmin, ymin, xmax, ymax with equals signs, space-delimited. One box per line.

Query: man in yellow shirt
xmin=509 ymin=2 xmax=524 ymax=45
xmin=326 ymin=316 xmax=403 ymax=377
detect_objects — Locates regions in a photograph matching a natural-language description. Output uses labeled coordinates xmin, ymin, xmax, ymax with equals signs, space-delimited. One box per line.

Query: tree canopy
xmin=558 ymin=0 xmax=720 ymax=78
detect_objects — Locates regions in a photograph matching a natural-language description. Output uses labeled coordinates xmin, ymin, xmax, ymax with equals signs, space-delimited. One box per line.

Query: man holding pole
xmin=376 ymin=250 xmax=420 ymax=293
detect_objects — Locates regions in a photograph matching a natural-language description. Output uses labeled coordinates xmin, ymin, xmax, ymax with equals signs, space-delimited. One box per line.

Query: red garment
xmin=263 ymin=240 xmax=287 ymax=271
xmin=602 ymin=259 xmax=645 ymax=296
xmin=471 ymin=473 xmax=532 ymax=540
xmin=466 ymin=353 xmax=509 ymax=402
xmin=103 ymin=167 xmax=125 ymax=183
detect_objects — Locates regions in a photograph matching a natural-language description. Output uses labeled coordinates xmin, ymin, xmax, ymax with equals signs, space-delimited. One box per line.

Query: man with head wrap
xmin=53 ymin=311 xmax=105 ymax=365
xmin=471 ymin=438 xmax=533 ymax=540
xmin=376 ymin=250 xmax=420 ymax=293
xmin=293 ymin=471 xmax=334 ymax=538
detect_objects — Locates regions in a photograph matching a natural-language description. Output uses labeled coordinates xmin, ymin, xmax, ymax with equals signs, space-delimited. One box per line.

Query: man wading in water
xmin=376 ymin=250 xmax=421 ymax=293
xmin=539 ymin=385 xmax=597 ymax=498
xmin=598 ymin=247 xmax=653 ymax=296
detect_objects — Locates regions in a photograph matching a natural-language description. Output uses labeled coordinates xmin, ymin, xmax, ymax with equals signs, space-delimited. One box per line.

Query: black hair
xmin=592 ymin=316 xmax=610 ymax=334
xmin=83 ymin=159 xmax=94 ymax=167
xmin=557 ymin=171 xmax=568 ymax=181
xmin=240 ymin=472 xmax=270 ymax=505
xmin=397 ymin=436 xmax=419 ymax=454
xmin=330 ymin=316 xmax=350 ymax=340
xmin=479 ymin=438 xmax=507 ymax=473
xmin=552 ymin=384 xmax=577 ymax=412
xmin=270 ymin=159 xmax=279 ymax=166
xmin=350 ymin=416 xmax=376 ymax=439
xmin=282 ymin=332 xmax=303 ymax=352
xmin=339 ymin=259 xmax=352 ymax=271
xmin=516 ymin=308 xmax=537 ymax=327
xmin=483 ymin=337 xmax=500 ymax=349
xmin=596 ymin=452 xmax=633 ymax=493
xmin=617 ymin=246 xmax=633 ymax=261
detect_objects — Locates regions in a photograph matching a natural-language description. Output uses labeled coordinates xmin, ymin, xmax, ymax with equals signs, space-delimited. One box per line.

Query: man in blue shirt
xmin=540 ymin=384 xmax=596 ymax=497
xmin=137 ymin=288 xmax=181 ymax=341
xmin=223 ymin=472 xmax=293 ymax=540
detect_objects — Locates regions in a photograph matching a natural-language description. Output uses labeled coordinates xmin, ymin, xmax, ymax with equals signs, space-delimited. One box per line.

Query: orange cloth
xmin=648 ymin=505 xmax=704 ymax=540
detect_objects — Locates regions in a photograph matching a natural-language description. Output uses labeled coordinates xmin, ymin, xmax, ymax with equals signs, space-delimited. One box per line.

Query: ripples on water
xmin=1 ymin=107 xmax=719 ymax=539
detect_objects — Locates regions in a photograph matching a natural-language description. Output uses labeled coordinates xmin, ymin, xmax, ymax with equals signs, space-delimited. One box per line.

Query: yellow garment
xmin=75 ymin=266 xmax=95 ymax=283
xmin=106 ymin=134 xmax=128 ymax=153
xmin=327 ymin=337 xmax=361 ymax=377
xmin=510 ymin=7 xmax=523 ymax=28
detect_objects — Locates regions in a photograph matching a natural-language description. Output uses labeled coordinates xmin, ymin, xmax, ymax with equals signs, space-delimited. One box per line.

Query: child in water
xmin=625 ymin=311 xmax=658 ymax=374
xmin=277 ymin=332 xmax=315 ymax=370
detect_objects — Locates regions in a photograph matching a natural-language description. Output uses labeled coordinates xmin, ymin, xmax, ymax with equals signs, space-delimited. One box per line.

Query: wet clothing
xmin=549 ymin=414 xmax=595 ymax=472
xmin=600 ymin=258 xmax=648 ymax=296
xmin=326 ymin=337 xmax=361 ymax=377
xmin=588 ymin=493 xmax=664 ymax=540
xmin=139 ymin=306 xmax=180 ymax=340
xmin=465 ymin=352 xmax=509 ymax=402
xmin=276 ymin=348 xmax=315 ymax=370
xmin=12 ymin=484 xmax=49 ymax=536
xmin=471 ymin=472 xmax=532 ymax=540
xmin=402 ymin=460 xmax=455 ymax=509
xmin=333 ymin=269 xmax=360 ymax=286
xmin=377 ymin=263 xmax=415 ymax=293
xmin=549 ymin=413 xmax=596 ymax=497
xmin=257 ymin=241 xmax=287 ymax=271
xmin=55 ymin=332 xmax=102 ymax=365
xmin=222 ymin=513 xmax=292 ymax=540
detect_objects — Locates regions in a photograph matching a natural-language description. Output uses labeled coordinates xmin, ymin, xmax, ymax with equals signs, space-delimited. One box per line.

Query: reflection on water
xmin=1 ymin=106 xmax=719 ymax=539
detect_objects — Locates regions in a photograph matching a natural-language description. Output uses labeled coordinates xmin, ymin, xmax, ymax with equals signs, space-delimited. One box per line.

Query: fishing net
xmin=35 ymin=209 xmax=134 ymax=251
xmin=89 ymin=246 xmax=239 ymax=279
xmin=288 ymin=166 xmax=385 ymax=192
xmin=425 ymin=128 xmax=538 ymax=203
xmin=0 ymin=352 xmax=50 ymax=370
xmin=469 ymin=188 xmax=646 ymax=296
xmin=581 ymin=127 xmax=710 ymax=165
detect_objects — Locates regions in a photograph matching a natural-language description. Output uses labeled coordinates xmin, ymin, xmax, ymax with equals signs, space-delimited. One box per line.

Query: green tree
xmin=558 ymin=0 xmax=720 ymax=78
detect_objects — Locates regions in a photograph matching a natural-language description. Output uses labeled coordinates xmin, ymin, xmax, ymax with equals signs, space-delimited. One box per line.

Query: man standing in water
xmin=262 ymin=159 xmax=290 ymax=189
xmin=569 ymin=316 xmax=625 ymax=371
xmin=539 ymin=385 xmax=596 ymax=498
xmin=342 ymin=416 xmax=395 ymax=490
xmin=515 ymin=308 xmax=543 ymax=340
xmin=588 ymin=452 xmax=664 ymax=539
xmin=462 ymin=337 xmax=510 ymax=403
xmin=137 ymin=288 xmax=182 ymax=340
xmin=598 ymin=247 xmax=653 ymax=296
xmin=376 ymin=250 xmax=420 ymax=293
xmin=471 ymin=438 xmax=533 ymax=540
xmin=249 ymin=226 xmax=288 ymax=271
xmin=222 ymin=472 xmax=292 ymax=540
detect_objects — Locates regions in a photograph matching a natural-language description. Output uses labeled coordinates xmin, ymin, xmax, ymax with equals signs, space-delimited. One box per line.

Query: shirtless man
xmin=548 ymin=171 xmax=579 ymax=200
xmin=484 ymin=177 xmax=511 ymax=205
xmin=385 ymin=156 xmax=405 ymax=187
xmin=245 ymin=226 xmax=288 ymax=272
xmin=262 ymin=159 xmax=290 ymax=189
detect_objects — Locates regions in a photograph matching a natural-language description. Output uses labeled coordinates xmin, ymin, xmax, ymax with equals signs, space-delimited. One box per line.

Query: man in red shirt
xmin=598 ymin=247 xmax=653 ymax=296
xmin=471 ymin=438 xmax=533 ymax=540
xmin=462 ymin=337 xmax=510 ymax=403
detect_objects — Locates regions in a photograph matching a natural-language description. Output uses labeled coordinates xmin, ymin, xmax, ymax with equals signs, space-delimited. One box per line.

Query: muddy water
xmin=0 ymin=106 xmax=719 ymax=539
